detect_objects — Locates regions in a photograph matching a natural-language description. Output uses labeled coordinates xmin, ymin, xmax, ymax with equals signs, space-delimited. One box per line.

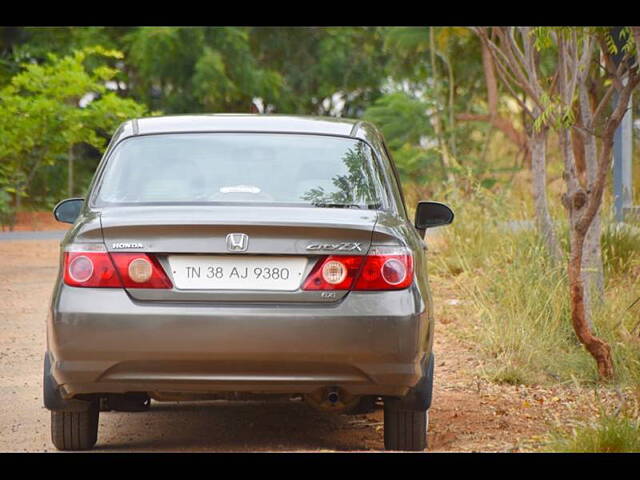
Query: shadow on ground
xmin=94 ymin=400 xmax=385 ymax=452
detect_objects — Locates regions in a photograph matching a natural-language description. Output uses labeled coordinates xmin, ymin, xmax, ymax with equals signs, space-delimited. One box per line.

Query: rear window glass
xmin=94 ymin=133 xmax=387 ymax=209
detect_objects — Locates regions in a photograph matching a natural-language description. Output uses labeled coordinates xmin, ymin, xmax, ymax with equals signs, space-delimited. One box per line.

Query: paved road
xmin=0 ymin=230 xmax=67 ymax=241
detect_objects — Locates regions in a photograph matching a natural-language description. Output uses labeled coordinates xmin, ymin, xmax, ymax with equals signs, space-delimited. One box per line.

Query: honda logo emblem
xmin=226 ymin=233 xmax=249 ymax=252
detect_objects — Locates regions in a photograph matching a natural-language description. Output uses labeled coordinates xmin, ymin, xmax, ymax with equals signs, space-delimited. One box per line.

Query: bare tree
xmin=456 ymin=39 xmax=530 ymax=164
xmin=477 ymin=27 xmax=640 ymax=379
xmin=556 ymin=28 xmax=640 ymax=378
xmin=472 ymin=27 xmax=563 ymax=263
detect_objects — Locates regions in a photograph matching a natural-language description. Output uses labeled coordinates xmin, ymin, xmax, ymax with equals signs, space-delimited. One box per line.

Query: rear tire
xmin=51 ymin=402 xmax=99 ymax=451
xmin=383 ymin=401 xmax=428 ymax=451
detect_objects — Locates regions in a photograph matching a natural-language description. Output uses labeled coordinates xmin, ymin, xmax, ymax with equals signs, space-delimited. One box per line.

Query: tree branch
xmin=592 ymin=81 xmax=617 ymax=127
xmin=577 ymin=71 xmax=640 ymax=234
xmin=478 ymin=31 xmax=538 ymax=116
xmin=480 ymin=39 xmax=499 ymax=116
xmin=494 ymin=28 xmax=545 ymax=109
xmin=519 ymin=26 xmax=541 ymax=96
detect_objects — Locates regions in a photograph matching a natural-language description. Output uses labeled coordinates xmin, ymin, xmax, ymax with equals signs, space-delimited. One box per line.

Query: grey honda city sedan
xmin=44 ymin=114 xmax=453 ymax=451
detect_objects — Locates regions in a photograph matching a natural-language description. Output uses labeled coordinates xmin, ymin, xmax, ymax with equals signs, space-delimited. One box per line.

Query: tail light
xmin=302 ymin=246 xmax=413 ymax=291
xmin=354 ymin=246 xmax=413 ymax=290
xmin=302 ymin=255 xmax=364 ymax=290
xmin=109 ymin=253 xmax=173 ymax=288
xmin=63 ymin=244 xmax=172 ymax=289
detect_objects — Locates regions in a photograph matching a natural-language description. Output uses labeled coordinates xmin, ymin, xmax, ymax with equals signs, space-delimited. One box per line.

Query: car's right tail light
xmin=63 ymin=244 xmax=172 ymax=289
xmin=302 ymin=246 xmax=413 ymax=291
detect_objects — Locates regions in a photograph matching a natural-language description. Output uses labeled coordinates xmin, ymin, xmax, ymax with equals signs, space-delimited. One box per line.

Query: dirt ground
xmin=0 ymin=237 xmax=608 ymax=452
xmin=3 ymin=211 xmax=68 ymax=232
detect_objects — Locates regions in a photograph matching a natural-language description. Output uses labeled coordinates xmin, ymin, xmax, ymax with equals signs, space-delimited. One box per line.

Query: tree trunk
xmin=481 ymin=40 xmax=498 ymax=116
xmin=578 ymin=80 xmax=604 ymax=326
xmin=567 ymin=226 xmax=614 ymax=379
xmin=581 ymin=212 xmax=604 ymax=323
xmin=456 ymin=40 xmax=530 ymax=161
xmin=429 ymin=27 xmax=458 ymax=181
xmin=560 ymin=128 xmax=614 ymax=379
xmin=15 ymin=186 xmax=21 ymax=211
xmin=529 ymin=128 xmax=563 ymax=263
xmin=68 ymin=147 xmax=74 ymax=198
xmin=571 ymin=122 xmax=587 ymax=186
xmin=13 ymin=184 xmax=20 ymax=231
xmin=443 ymin=50 xmax=457 ymax=158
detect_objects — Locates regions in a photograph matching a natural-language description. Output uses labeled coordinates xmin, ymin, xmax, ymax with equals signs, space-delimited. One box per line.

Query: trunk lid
xmin=99 ymin=205 xmax=378 ymax=302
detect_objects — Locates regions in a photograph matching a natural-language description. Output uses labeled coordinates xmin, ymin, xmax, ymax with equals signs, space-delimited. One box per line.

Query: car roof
xmin=129 ymin=114 xmax=362 ymax=137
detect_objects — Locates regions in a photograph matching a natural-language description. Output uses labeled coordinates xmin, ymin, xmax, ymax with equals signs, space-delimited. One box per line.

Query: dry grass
xmin=543 ymin=400 xmax=640 ymax=452
xmin=406 ymin=178 xmax=640 ymax=388
xmin=407 ymin=176 xmax=640 ymax=451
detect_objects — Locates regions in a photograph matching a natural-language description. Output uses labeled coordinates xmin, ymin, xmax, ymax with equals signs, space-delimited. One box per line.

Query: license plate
xmin=167 ymin=255 xmax=308 ymax=291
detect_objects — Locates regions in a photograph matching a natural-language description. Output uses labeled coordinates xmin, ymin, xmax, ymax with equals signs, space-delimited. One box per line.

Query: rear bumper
xmin=47 ymin=284 xmax=431 ymax=399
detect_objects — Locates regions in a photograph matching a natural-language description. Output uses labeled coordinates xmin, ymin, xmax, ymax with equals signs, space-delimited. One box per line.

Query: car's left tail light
xmin=63 ymin=244 xmax=172 ymax=289
xmin=353 ymin=246 xmax=414 ymax=290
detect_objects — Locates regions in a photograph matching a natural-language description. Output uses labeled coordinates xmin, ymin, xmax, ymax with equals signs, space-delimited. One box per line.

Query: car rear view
xmin=44 ymin=115 xmax=453 ymax=451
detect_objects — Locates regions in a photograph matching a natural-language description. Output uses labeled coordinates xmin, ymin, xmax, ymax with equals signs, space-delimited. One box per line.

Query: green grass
xmin=544 ymin=414 xmax=640 ymax=452
xmin=601 ymin=222 xmax=640 ymax=276
xmin=410 ymin=178 xmax=640 ymax=387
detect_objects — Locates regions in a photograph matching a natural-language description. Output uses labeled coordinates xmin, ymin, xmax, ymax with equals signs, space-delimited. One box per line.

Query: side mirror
xmin=415 ymin=201 xmax=454 ymax=233
xmin=53 ymin=198 xmax=84 ymax=224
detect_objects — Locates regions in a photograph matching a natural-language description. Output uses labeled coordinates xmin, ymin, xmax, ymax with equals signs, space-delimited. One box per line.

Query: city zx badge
xmin=306 ymin=242 xmax=362 ymax=252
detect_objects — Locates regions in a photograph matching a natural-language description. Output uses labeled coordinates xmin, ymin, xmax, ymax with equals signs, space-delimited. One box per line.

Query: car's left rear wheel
xmin=51 ymin=403 xmax=99 ymax=451
xmin=383 ymin=400 xmax=428 ymax=451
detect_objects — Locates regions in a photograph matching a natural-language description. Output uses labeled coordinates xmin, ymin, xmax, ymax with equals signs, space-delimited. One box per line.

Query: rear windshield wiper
xmin=312 ymin=202 xmax=382 ymax=210
xmin=312 ymin=203 xmax=362 ymax=209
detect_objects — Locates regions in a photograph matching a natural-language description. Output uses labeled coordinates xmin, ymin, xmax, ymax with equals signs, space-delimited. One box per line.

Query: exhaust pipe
xmin=304 ymin=387 xmax=359 ymax=412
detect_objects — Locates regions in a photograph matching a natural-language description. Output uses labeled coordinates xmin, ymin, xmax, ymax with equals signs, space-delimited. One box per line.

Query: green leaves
xmin=193 ymin=47 xmax=237 ymax=107
xmin=249 ymin=27 xmax=388 ymax=115
xmin=531 ymin=27 xmax=554 ymax=51
xmin=125 ymin=27 xmax=284 ymax=113
xmin=533 ymin=89 xmax=577 ymax=133
xmin=0 ymin=46 xmax=147 ymax=202
xmin=363 ymin=91 xmax=440 ymax=181
xmin=364 ymin=92 xmax=433 ymax=150
xmin=601 ymin=27 xmax=636 ymax=58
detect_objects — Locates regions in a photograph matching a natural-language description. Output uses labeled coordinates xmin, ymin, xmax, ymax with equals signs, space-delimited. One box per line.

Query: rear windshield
xmin=93 ymin=133 xmax=387 ymax=209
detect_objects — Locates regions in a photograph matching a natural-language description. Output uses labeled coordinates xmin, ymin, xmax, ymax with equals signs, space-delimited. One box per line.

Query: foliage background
xmin=3 ymin=26 xmax=602 ymax=212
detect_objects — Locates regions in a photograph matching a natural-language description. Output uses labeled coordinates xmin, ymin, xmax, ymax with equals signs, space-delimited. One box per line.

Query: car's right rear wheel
xmin=383 ymin=400 xmax=428 ymax=451
xmin=51 ymin=403 xmax=99 ymax=451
